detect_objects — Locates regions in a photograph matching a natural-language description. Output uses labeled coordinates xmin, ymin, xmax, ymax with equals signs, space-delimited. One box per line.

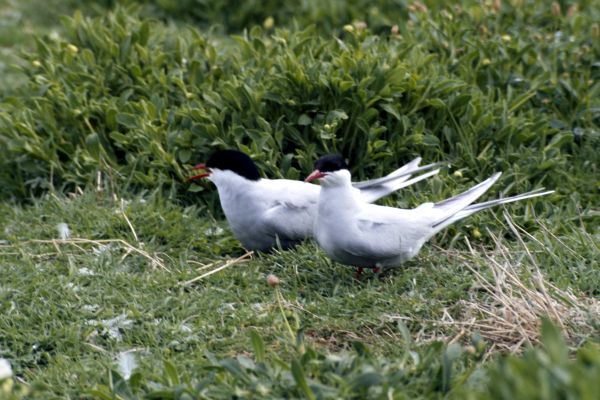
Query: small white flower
xmin=57 ymin=223 xmax=70 ymax=240
xmin=78 ymin=267 xmax=95 ymax=276
xmin=117 ymin=351 xmax=138 ymax=380
xmin=218 ymin=303 xmax=235 ymax=313
xmin=203 ymin=227 xmax=224 ymax=236
xmin=0 ymin=358 xmax=12 ymax=380
xmin=82 ymin=304 xmax=99 ymax=312
xmin=65 ymin=282 xmax=82 ymax=292
xmin=88 ymin=315 xmax=131 ymax=334
xmin=93 ymin=244 xmax=111 ymax=256
xmin=102 ymin=314 xmax=133 ymax=341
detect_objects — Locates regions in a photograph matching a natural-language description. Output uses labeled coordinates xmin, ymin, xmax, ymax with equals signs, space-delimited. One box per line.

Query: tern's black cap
xmin=206 ymin=149 xmax=260 ymax=181
xmin=314 ymin=154 xmax=350 ymax=172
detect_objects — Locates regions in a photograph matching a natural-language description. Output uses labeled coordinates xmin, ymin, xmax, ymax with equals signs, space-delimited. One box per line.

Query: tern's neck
xmin=210 ymin=171 xmax=259 ymax=203
xmin=318 ymin=176 xmax=360 ymax=213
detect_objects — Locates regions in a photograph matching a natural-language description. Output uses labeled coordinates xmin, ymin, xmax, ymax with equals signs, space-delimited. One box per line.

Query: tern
xmin=306 ymin=155 xmax=554 ymax=273
xmin=188 ymin=150 xmax=441 ymax=251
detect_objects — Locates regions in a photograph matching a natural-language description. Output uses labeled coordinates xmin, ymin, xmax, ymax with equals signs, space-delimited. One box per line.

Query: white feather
xmin=117 ymin=352 xmax=138 ymax=380
xmin=0 ymin=358 xmax=12 ymax=380
xmin=56 ymin=223 xmax=70 ymax=240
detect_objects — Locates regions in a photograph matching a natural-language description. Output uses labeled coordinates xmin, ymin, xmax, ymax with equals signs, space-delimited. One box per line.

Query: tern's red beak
xmin=187 ymin=163 xmax=211 ymax=182
xmin=305 ymin=170 xmax=326 ymax=182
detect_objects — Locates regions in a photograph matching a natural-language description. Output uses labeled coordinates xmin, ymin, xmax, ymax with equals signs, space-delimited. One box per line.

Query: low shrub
xmin=0 ymin=4 xmax=597 ymax=217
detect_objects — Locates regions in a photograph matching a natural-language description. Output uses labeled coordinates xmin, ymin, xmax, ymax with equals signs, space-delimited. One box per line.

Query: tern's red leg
xmin=355 ymin=267 xmax=364 ymax=280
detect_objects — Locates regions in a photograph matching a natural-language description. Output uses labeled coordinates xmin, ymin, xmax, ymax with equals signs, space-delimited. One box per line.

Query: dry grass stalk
xmin=190 ymin=260 xmax=220 ymax=272
xmin=3 ymin=238 xmax=169 ymax=271
xmin=121 ymin=210 xmax=140 ymax=244
xmin=384 ymin=215 xmax=599 ymax=353
xmin=181 ymin=251 xmax=254 ymax=285
xmin=455 ymin=214 xmax=598 ymax=352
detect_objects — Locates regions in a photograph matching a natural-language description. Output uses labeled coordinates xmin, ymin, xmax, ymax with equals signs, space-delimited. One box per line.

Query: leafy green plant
xmin=1 ymin=4 xmax=597 ymax=219
xmin=129 ymin=0 xmax=407 ymax=34
xmin=457 ymin=319 xmax=600 ymax=400
xmin=89 ymin=327 xmax=483 ymax=399
xmin=88 ymin=321 xmax=600 ymax=399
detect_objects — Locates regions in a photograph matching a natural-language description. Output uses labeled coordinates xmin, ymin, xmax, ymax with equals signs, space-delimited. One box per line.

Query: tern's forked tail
xmin=432 ymin=188 xmax=555 ymax=232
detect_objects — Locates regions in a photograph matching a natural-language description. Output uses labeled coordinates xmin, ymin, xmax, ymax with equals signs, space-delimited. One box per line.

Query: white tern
xmin=306 ymin=154 xmax=554 ymax=272
xmin=188 ymin=150 xmax=441 ymax=251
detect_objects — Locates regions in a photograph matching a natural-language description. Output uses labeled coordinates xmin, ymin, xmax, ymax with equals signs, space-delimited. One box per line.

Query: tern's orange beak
xmin=305 ymin=170 xmax=326 ymax=182
xmin=187 ymin=163 xmax=211 ymax=182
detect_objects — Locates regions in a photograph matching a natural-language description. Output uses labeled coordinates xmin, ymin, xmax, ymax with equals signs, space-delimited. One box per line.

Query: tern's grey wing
xmin=352 ymin=158 xmax=421 ymax=189
xmin=258 ymin=180 xmax=320 ymax=244
xmin=352 ymin=159 xmax=445 ymax=189
xmin=329 ymin=219 xmax=404 ymax=264
xmin=357 ymin=168 xmax=440 ymax=203
xmin=353 ymin=157 xmax=443 ymax=204
xmin=329 ymin=206 xmax=406 ymax=259
xmin=432 ymin=188 xmax=554 ymax=231
xmin=338 ymin=203 xmax=434 ymax=263
xmin=262 ymin=199 xmax=316 ymax=243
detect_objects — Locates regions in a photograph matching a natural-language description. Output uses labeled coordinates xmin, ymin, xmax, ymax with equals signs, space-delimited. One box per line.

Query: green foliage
xmin=1 ymin=9 xmax=192 ymax=198
xmin=87 ymin=321 xmax=600 ymax=399
xmin=0 ymin=0 xmax=113 ymax=92
xmin=0 ymin=190 xmax=598 ymax=398
xmin=1 ymin=3 xmax=598 ymax=217
xmin=90 ymin=329 xmax=482 ymax=399
xmin=458 ymin=320 xmax=600 ymax=400
xmin=131 ymin=0 xmax=408 ymax=34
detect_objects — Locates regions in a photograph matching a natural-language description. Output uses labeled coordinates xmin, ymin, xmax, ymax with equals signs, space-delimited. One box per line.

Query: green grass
xmin=0 ymin=0 xmax=599 ymax=398
xmin=0 ymin=189 xmax=598 ymax=398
